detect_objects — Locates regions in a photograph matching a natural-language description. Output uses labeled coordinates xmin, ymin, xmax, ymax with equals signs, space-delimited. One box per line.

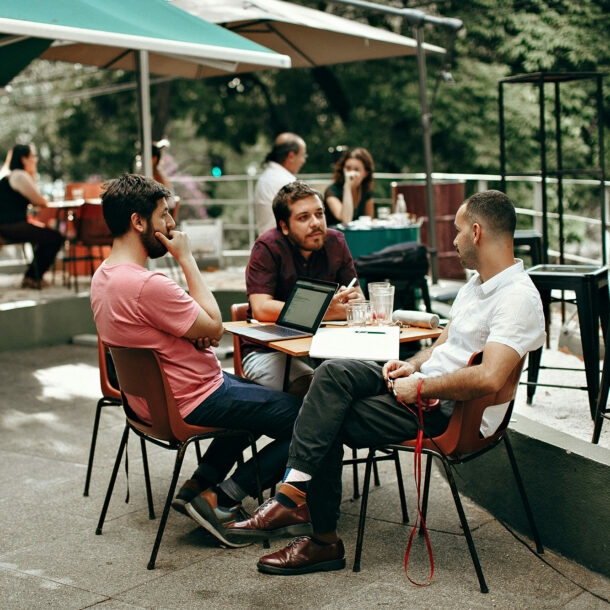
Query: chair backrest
xmin=108 ymin=346 xmax=223 ymax=442
xmin=230 ymin=303 xmax=249 ymax=378
xmin=413 ymin=352 xmax=526 ymax=459
xmin=76 ymin=203 xmax=113 ymax=246
xmin=97 ymin=335 xmax=121 ymax=401
xmin=65 ymin=182 xmax=103 ymax=200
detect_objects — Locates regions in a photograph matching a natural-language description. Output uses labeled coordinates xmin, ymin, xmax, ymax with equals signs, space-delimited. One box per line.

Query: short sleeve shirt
xmin=421 ymin=260 xmax=546 ymax=377
xmin=91 ymin=262 xmax=224 ymax=421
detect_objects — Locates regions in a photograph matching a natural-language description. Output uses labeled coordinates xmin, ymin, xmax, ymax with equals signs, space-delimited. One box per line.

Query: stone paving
xmin=1 ymin=265 xmax=609 ymax=607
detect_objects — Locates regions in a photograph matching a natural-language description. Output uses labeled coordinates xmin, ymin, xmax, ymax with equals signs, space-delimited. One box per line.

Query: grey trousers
xmin=287 ymin=358 xmax=450 ymax=533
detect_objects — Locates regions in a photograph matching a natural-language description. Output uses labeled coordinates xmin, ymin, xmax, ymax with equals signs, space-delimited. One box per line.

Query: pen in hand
xmin=340 ymin=277 xmax=358 ymax=304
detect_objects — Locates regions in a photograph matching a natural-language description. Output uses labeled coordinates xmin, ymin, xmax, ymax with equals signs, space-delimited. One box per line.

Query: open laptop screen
xmin=279 ymin=279 xmax=337 ymax=331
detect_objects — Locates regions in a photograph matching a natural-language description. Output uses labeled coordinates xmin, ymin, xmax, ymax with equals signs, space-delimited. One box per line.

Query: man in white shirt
xmin=254 ymin=133 xmax=307 ymax=235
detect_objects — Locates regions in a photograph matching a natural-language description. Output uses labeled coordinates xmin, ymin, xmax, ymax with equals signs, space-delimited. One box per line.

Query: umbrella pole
xmin=136 ymin=50 xmax=153 ymax=179
xmin=415 ymin=25 xmax=438 ymax=284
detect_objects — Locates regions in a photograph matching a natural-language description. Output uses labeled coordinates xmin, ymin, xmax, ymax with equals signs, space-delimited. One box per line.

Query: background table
xmin=338 ymin=225 xmax=420 ymax=259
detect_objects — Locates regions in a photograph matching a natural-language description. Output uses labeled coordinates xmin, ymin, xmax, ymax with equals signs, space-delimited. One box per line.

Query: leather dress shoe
xmin=225 ymin=497 xmax=312 ymax=541
xmin=257 ymin=536 xmax=346 ymax=575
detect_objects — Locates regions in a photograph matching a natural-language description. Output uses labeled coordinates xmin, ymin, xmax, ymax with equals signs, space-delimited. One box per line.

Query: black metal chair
xmin=525 ymin=264 xmax=609 ymax=419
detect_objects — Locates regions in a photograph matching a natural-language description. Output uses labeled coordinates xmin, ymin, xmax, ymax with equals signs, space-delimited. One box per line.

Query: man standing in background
xmin=254 ymin=133 xmax=307 ymax=235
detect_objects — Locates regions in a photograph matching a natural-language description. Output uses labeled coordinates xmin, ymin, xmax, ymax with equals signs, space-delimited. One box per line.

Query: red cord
xmin=403 ymin=378 xmax=435 ymax=586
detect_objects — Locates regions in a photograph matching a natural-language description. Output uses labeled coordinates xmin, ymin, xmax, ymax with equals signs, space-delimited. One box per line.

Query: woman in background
xmin=324 ymin=147 xmax=375 ymax=226
xmin=0 ymin=143 xmax=62 ymax=289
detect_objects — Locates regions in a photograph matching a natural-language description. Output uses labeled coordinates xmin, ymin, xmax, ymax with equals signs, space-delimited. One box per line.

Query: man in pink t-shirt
xmin=91 ymin=174 xmax=302 ymax=549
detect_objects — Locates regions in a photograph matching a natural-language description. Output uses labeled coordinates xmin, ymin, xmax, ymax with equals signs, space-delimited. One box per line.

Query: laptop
xmin=232 ymin=278 xmax=338 ymax=342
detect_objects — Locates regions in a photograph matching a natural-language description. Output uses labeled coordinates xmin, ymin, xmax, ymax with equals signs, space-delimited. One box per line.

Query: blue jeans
xmin=185 ymin=372 xmax=301 ymax=497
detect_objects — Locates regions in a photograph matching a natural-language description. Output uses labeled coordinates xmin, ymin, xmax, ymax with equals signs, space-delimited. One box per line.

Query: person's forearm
xmin=180 ymin=254 xmax=222 ymax=325
xmin=341 ymin=184 xmax=354 ymax=223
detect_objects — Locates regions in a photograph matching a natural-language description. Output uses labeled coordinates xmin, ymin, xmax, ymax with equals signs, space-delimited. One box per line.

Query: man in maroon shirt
xmin=242 ymin=181 xmax=363 ymax=395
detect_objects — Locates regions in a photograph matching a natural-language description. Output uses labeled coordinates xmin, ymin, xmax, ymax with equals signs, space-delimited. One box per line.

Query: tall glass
xmin=368 ymin=283 xmax=395 ymax=325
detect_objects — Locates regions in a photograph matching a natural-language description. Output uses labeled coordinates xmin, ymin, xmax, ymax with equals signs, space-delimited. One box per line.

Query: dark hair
xmin=332 ymin=147 xmax=375 ymax=193
xmin=272 ymin=181 xmax=323 ymax=229
xmin=101 ymin=174 xmax=171 ymax=237
xmin=464 ymin=190 xmax=516 ymax=236
xmin=9 ymin=144 xmax=33 ymax=170
xmin=265 ymin=133 xmax=303 ymax=164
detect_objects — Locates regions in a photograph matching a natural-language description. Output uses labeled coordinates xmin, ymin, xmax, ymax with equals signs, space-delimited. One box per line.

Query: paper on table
xmin=392 ymin=309 xmax=440 ymax=329
xmin=309 ymin=326 xmax=399 ymax=361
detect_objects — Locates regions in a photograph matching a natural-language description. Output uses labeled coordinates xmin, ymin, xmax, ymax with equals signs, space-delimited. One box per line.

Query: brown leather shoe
xmin=257 ymin=536 xmax=346 ymax=575
xmin=225 ymin=497 xmax=312 ymax=541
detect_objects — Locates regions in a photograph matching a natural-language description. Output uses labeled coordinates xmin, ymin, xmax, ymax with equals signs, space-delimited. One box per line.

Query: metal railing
xmin=171 ymin=172 xmax=610 ymax=267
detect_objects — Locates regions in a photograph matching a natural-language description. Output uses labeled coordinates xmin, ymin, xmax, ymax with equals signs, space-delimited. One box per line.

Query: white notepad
xmin=309 ymin=326 xmax=400 ymax=361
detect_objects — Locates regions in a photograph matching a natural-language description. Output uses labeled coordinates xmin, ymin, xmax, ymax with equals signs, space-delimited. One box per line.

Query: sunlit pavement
xmin=1 ymin=338 xmax=609 ymax=609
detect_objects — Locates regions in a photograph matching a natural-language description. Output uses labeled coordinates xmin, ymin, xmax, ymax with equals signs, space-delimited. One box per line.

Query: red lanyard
xmin=401 ymin=378 xmax=435 ymax=585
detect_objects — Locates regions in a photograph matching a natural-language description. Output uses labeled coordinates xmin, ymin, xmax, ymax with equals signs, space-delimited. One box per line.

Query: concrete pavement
xmin=1 ymin=340 xmax=609 ymax=609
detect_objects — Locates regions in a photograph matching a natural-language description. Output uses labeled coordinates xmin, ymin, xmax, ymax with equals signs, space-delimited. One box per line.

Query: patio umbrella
xmin=0 ymin=0 xmax=290 ymax=174
xmin=171 ymin=0 xmax=445 ymax=67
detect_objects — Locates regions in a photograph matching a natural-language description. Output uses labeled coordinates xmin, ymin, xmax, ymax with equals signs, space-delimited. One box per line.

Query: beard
xmin=140 ymin=225 xmax=168 ymax=259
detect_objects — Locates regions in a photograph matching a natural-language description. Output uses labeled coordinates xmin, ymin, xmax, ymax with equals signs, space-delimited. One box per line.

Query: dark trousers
xmin=0 ymin=221 xmax=63 ymax=280
xmin=185 ymin=372 xmax=301 ymax=497
xmin=287 ymin=359 xmax=450 ymax=533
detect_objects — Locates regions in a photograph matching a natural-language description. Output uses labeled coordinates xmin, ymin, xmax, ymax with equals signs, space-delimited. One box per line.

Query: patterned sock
xmin=275 ymin=482 xmax=307 ymax=508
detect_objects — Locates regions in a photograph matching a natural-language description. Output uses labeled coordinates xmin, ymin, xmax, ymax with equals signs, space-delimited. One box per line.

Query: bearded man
xmin=242 ymin=181 xmax=363 ymax=395
xmin=90 ymin=174 xmax=302 ymax=548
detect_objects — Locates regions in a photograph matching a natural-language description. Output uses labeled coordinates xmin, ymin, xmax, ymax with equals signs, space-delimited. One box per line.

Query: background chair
xmin=0 ymin=235 xmax=39 ymax=281
xmin=83 ymin=336 xmax=151 ymax=498
xmin=353 ymin=352 xmax=543 ymax=593
xmin=65 ymin=202 xmax=112 ymax=291
xmin=96 ymin=346 xmax=264 ymax=569
xmin=229 ymin=302 xmax=406 ymax=507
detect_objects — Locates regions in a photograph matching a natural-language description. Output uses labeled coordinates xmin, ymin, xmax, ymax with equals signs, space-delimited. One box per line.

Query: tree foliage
xmin=0 ymin=0 xmax=608 ymax=189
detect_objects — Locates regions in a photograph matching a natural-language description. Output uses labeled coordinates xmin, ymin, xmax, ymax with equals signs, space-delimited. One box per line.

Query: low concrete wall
xmin=0 ymin=289 xmax=247 ymax=352
xmin=456 ymin=413 xmax=610 ymax=577
xmin=0 ymin=294 xmax=96 ymax=351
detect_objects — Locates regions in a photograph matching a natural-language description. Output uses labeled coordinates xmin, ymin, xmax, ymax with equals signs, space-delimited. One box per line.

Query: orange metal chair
xmin=83 ymin=336 xmax=151 ymax=498
xmin=96 ymin=346 xmax=264 ymax=569
xmin=66 ymin=202 xmax=112 ymax=290
xmin=353 ymin=352 xmax=543 ymax=593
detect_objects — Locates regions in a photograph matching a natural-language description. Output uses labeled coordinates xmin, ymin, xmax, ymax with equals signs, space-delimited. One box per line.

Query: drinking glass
xmin=368 ymin=283 xmax=395 ymax=325
xmin=346 ymin=302 xmax=369 ymax=328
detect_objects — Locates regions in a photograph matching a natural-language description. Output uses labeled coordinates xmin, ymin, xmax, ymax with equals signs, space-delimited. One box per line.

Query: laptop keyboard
xmin=255 ymin=325 xmax=306 ymax=337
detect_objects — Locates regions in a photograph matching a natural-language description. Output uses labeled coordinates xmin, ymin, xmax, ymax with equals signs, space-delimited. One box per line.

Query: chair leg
xmin=351 ymin=447 xmax=360 ymax=500
xmin=418 ymin=454 xmax=434 ymax=534
xmin=592 ymin=335 xmax=610 ymax=443
xmin=96 ymin=424 xmax=129 ymax=535
xmin=373 ymin=459 xmax=381 ymax=487
xmin=503 ymin=435 xmax=544 ymax=554
xmin=441 ymin=458 xmax=489 ymax=593
xmin=353 ymin=448 xmax=375 ymax=572
xmin=147 ymin=442 xmax=188 ymax=570
xmin=140 ymin=438 xmax=155 ymax=520
xmin=83 ymin=397 xmax=106 ymax=496
xmin=247 ymin=433 xmax=270 ymax=549
xmin=393 ymin=450 xmax=409 ymax=524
